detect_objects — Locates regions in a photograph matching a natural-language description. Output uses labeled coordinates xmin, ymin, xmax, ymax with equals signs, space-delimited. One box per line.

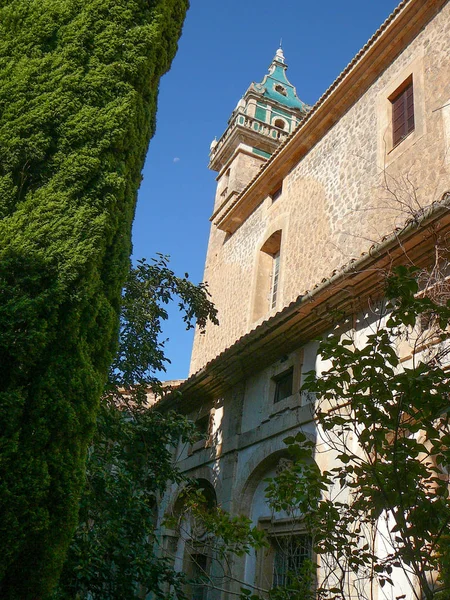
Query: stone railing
xmin=210 ymin=112 xmax=289 ymax=162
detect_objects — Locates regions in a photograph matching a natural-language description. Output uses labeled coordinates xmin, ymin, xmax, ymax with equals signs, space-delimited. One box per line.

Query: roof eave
xmin=159 ymin=195 xmax=450 ymax=413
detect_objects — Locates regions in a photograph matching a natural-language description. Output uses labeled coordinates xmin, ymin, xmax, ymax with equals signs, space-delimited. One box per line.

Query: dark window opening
xmin=391 ymin=78 xmax=414 ymax=147
xmin=195 ymin=414 xmax=210 ymax=440
xmin=275 ymin=84 xmax=287 ymax=96
xmin=273 ymin=367 xmax=293 ymax=403
xmin=272 ymin=535 xmax=312 ymax=588
xmin=191 ymin=553 xmax=208 ymax=600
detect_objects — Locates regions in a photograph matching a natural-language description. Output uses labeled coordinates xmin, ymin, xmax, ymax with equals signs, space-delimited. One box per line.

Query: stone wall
xmin=213 ymin=149 xmax=265 ymax=214
xmin=190 ymin=1 xmax=450 ymax=375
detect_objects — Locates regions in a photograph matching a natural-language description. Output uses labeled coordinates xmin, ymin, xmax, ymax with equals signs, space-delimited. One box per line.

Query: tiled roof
xmin=159 ymin=193 xmax=450 ymax=409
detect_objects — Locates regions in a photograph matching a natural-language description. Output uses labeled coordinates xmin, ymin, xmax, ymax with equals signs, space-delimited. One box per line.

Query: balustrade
xmin=209 ymin=112 xmax=289 ymax=161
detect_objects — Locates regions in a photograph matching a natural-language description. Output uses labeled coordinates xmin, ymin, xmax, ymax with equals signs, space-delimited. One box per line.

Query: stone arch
xmin=164 ymin=464 xmax=221 ymax=519
xmin=234 ymin=432 xmax=317 ymax=592
xmin=237 ymin=448 xmax=289 ymax=517
xmin=194 ymin=477 xmax=217 ymax=509
xmin=162 ymin=473 xmax=220 ymax=599
xmin=257 ymin=217 xmax=288 ymax=258
xmin=234 ymin=427 xmax=316 ymax=517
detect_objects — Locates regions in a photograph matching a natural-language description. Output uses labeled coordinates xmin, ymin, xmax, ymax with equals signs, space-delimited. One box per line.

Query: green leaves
xmin=110 ymin=255 xmax=217 ymax=390
xmin=56 ymin=255 xmax=216 ymax=599
xmin=0 ymin=0 xmax=189 ymax=596
xmin=297 ymin=267 xmax=450 ymax=599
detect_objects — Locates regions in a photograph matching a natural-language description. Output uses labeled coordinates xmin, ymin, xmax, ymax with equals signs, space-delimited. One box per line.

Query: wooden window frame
xmin=390 ymin=75 xmax=414 ymax=148
xmin=376 ymin=53 xmax=425 ymax=169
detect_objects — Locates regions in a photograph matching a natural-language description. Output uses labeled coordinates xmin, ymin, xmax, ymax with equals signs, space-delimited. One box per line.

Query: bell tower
xmin=190 ymin=48 xmax=309 ymax=374
xmin=209 ymin=48 xmax=309 ymax=229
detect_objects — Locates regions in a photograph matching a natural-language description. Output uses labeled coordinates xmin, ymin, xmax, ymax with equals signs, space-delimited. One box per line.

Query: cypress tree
xmin=0 ymin=1 xmax=189 ymax=597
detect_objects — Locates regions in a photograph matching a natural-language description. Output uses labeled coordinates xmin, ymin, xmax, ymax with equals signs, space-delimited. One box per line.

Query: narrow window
xmin=273 ymin=367 xmax=293 ymax=403
xmin=254 ymin=230 xmax=282 ymax=321
xmin=190 ymin=553 xmax=208 ymax=600
xmin=391 ymin=78 xmax=414 ymax=147
xmin=271 ymin=251 xmax=280 ymax=309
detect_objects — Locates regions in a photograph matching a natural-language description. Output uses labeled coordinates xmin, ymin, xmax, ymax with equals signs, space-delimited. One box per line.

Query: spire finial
xmin=279 ymin=37 xmax=283 ymax=48
xmin=274 ymin=45 xmax=285 ymax=64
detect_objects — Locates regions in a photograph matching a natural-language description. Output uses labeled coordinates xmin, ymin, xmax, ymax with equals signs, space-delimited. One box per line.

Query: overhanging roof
xmin=159 ymin=195 xmax=450 ymax=412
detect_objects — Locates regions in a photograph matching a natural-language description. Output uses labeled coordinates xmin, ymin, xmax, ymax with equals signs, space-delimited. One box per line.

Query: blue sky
xmin=132 ymin=0 xmax=400 ymax=381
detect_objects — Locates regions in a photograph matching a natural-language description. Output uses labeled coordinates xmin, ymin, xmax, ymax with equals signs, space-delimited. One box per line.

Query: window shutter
xmin=392 ymin=82 xmax=414 ymax=147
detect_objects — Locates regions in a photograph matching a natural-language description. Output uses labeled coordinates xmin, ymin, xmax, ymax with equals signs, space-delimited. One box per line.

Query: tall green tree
xmin=0 ymin=2 xmax=189 ymax=598
xmin=55 ymin=256 xmax=217 ymax=599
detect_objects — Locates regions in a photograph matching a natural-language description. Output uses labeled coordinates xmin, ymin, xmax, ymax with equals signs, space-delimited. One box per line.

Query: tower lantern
xmin=209 ymin=48 xmax=309 ymax=218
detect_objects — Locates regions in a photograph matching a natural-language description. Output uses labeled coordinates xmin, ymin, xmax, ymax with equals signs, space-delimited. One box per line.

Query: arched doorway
xmin=242 ymin=455 xmax=314 ymax=595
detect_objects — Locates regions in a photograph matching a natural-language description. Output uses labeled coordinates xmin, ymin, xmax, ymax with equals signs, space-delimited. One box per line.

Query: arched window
xmin=274 ymin=118 xmax=286 ymax=130
xmin=253 ymin=230 xmax=282 ymax=321
xmin=167 ymin=480 xmax=217 ymax=600
xmin=244 ymin=458 xmax=314 ymax=594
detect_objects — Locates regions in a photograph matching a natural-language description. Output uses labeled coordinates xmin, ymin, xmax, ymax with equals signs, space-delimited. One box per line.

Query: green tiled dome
xmin=253 ymin=48 xmax=308 ymax=112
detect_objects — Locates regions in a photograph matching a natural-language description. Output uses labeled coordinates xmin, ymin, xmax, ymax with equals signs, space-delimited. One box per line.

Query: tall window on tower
xmin=253 ymin=230 xmax=282 ymax=321
xmin=390 ymin=76 xmax=414 ymax=147
xmin=271 ymin=250 xmax=280 ymax=309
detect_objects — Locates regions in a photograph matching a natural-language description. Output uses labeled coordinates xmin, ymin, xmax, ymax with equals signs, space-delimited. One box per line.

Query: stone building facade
xmin=190 ymin=0 xmax=450 ymax=375
xmin=156 ymin=1 xmax=450 ymax=598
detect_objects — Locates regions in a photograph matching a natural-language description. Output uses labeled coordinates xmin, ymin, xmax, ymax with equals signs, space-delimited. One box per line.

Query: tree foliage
xmin=0 ymin=2 xmax=189 ymax=597
xmin=55 ymin=256 xmax=217 ymax=599
xmin=182 ymin=267 xmax=450 ymax=600
xmin=245 ymin=266 xmax=450 ymax=600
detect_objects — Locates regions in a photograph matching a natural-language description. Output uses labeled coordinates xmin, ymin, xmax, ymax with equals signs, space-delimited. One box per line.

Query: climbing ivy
xmin=0 ymin=1 xmax=188 ymax=598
